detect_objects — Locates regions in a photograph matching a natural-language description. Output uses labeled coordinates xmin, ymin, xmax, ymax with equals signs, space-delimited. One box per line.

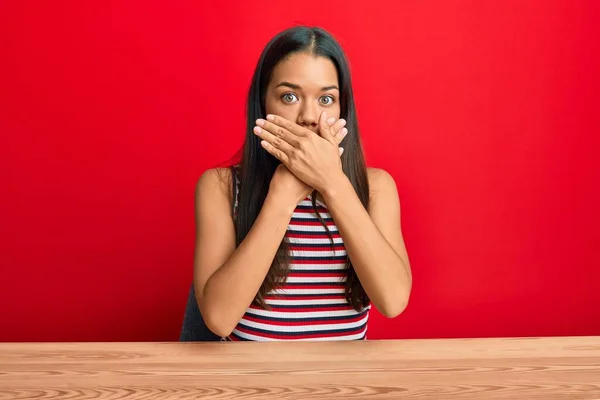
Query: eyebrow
xmin=275 ymin=81 xmax=339 ymax=91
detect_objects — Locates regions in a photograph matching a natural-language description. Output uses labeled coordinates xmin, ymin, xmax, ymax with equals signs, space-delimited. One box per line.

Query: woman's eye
xmin=281 ymin=93 xmax=298 ymax=103
xmin=320 ymin=95 xmax=335 ymax=105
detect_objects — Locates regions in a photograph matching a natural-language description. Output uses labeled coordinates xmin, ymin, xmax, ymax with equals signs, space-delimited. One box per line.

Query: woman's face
xmin=265 ymin=52 xmax=341 ymax=134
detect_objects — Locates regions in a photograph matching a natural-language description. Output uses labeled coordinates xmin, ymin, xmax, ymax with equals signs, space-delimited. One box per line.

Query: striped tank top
xmin=227 ymin=166 xmax=371 ymax=341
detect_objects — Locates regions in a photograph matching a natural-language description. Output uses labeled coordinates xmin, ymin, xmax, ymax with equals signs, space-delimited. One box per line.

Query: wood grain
xmin=0 ymin=337 xmax=599 ymax=399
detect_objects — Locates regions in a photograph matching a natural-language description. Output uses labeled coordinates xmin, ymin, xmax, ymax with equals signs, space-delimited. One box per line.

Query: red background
xmin=1 ymin=1 xmax=599 ymax=342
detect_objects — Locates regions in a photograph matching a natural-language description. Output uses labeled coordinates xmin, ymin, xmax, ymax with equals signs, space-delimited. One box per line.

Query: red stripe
xmin=289 ymin=245 xmax=346 ymax=251
xmin=291 ymin=259 xmax=347 ymax=265
xmin=283 ymin=283 xmax=345 ymax=289
xmin=287 ymin=272 xmax=346 ymax=278
xmin=289 ymin=220 xmax=337 ymax=227
xmin=241 ymin=313 xmax=365 ymax=327
xmin=287 ymin=232 xmax=342 ymax=239
xmin=234 ymin=324 xmax=366 ymax=340
xmin=264 ymin=294 xmax=347 ymax=301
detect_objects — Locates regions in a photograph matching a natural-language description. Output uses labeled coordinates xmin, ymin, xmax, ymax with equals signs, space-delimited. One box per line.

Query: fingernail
xmin=342 ymin=127 xmax=348 ymax=136
xmin=266 ymin=114 xmax=274 ymax=121
xmin=253 ymin=126 xmax=262 ymax=134
xmin=339 ymin=119 xmax=347 ymax=127
xmin=256 ymin=119 xmax=265 ymax=126
xmin=327 ymin=117 xmax=336 ymax=125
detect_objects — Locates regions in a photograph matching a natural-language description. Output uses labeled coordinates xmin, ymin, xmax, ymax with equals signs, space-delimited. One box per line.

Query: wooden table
xmin=1 ymin=336 xmax=599 ymax=399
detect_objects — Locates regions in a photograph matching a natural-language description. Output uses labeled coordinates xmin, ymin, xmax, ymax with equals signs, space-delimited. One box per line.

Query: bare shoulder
xmin=365 ymin=167 xmax=401 ymax=216
xmin=195 ymin=167 xmax=234 ymax=209
xmin=367 ymin=167 xmax=395 ymax=184
xmin=367 ymin=167 xmax=398 ymax=199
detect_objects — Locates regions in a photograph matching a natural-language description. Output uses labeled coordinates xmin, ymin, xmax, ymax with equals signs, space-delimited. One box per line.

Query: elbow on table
xmin=201 ymin=305 xmax=236 ymax=338
xmin=195 ymin=279 xmax=238 ymax=338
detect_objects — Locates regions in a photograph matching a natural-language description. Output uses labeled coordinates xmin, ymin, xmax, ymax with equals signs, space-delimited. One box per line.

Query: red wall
xmin=1 ymin=1 xmax=599 ymax=342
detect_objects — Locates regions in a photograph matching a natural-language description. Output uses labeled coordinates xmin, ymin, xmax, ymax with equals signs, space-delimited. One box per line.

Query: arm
xmin=193 ymin=168 xmax=296 ymax=338
xmin=321 ymin=168 xmax=412 ymax=317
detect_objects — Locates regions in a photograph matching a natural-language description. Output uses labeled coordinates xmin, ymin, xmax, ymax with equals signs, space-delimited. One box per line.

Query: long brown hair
xmin=234 ymin=26 xmax=370 ymax=311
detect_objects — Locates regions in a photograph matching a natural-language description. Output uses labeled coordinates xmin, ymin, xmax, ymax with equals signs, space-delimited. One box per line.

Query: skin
xmin=194 ymin=52 xmax=412 ymax=337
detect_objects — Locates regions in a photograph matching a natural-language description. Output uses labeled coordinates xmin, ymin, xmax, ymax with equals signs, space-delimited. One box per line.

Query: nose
xmin=297 ymin=101 xmax=320 ymax=133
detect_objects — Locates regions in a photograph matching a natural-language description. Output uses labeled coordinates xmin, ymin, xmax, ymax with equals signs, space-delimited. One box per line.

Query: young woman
xmin=193 ymin=26 xmax=412 ymax=341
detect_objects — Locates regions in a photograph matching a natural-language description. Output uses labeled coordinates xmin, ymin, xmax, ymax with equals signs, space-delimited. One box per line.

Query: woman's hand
xmin=268 ymin=164 xmax=313 ymax=208
xmin=253 ymin=112 xmax=348 ymax=193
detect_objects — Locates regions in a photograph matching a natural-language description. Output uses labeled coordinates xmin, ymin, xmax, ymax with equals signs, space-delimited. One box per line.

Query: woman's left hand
xmin=253 ymin=111 xmax=348 ymax=193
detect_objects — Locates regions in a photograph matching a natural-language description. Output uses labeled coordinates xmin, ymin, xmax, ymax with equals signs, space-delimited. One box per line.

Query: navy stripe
xmin=291 ymin=217 xmax=334 ymax=223
xmin=295 ymin=204 xmax=328 ymax=211
xmin=237 ymin=321 xmax=368 ymax=337
xmin=287 ymin=229 xmax=341 ymax=236
xmin=281 ymin=281 xmax=346 ymax=287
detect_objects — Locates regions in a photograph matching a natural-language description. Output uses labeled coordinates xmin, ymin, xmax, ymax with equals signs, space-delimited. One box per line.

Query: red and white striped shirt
xmin=228 ymin=194 xmax=371 ymax=341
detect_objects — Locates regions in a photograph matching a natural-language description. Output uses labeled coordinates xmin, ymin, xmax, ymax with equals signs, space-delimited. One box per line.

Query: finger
xmin=265 ymin=115 xmax=309 ymax=138
xmin=324 ymin=117 xmax=347 ymax=144
xmin=254 ymin=125 xmax=296 ymax=155
xmin=256 ymin=118 xmax=302 ymax=147
xmin=319 ymin=111 xmax=335 ymax=143
xmin=333 ymin=121 xmax=348 ymax=145
xmin=260 ymin=140 xmax=290 ymax=164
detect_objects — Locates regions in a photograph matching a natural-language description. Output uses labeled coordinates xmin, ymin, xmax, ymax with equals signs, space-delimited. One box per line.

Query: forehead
xmin=270 ymin=52 xmax=338 ymax=88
